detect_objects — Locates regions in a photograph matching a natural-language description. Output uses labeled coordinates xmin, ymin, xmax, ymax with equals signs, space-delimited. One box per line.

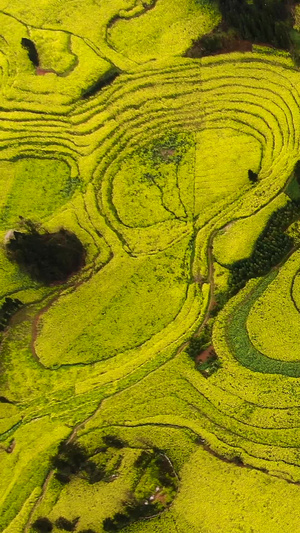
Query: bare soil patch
xmin=195 ymin=344 xmax=215 ymax=364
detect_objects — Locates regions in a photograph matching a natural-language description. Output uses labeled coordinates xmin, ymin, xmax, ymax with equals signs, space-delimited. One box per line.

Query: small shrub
xmin=55 ymin=471 xmax=71 ymax=484
xmin=248 ymin=169 xmax=258 ymax=183
xmin=102 ymin=435 xmax=126 ymax=449
xmin=0 ymin=297 xmax=23 ymax=332
xmin=21 ymin=38 xmax=39 ymax=66
xmin=102 ymin=518 xmax=119 ymax=532
xmin=55 ymin=516 xmax=78 ymax=531
xmin=32 ymin=517 xmax=53 ymax=532
xmin=134 ymin=450 xmax=152 ymax=469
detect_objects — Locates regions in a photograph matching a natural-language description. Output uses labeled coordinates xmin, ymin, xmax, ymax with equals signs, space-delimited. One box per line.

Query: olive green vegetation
xmin=108 ymin=0 xmax=221 ymax=63
xmin=247 ymin=249 xmax=300 ymax=362
xmin=213 ymin=193 xmax=289 ymax=265
xmin=2 ymin=0 xmax=300 ymax=532
xmin=123 ymin=445 xmax=300 ymax=533
xmin=0 ymin=158 xmax=79 ymax=229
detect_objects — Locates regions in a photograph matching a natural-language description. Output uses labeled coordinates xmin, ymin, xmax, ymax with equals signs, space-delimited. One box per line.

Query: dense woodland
xmin=188 ymin=0 xmax=300 ymax=58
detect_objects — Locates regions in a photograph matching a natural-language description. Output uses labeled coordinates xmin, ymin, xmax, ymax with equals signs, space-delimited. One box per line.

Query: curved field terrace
xmin=2 ymin=1 xmax=300 ymax=532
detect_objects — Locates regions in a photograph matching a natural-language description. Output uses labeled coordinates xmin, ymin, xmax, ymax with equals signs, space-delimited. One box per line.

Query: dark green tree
xmin=6 ymin=225 xmax=85 ymax=284
xmin=32 ymin=517 xmax=53 ymax=532
xmin=248 ymin=169 xmax=258 ymax=183
xmin=55 ymin=516 xmax=78 ymax=531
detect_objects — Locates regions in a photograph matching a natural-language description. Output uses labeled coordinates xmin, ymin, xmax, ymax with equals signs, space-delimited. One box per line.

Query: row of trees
xmin=32 ymin=516 xmax=95 ymax=533
xmin=218 ymin=0 xmax=291 ymax=49
xmin=187 ymin=0 xmax=295 ymax=58
xmin=52 ymin=441 xmax=106 ymax=485
xmin=229 ymin=199 xmax=300 ymax=293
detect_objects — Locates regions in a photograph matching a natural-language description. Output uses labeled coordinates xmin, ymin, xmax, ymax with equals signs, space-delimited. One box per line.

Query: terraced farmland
xmin=2 ymin=0 xmax=300 ymax=532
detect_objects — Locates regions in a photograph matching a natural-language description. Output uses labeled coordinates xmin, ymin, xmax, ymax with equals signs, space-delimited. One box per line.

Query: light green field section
xmin=0 ymin=403 xmax=21 ymax=434
xmin=172 ymin=447 xmax=300 ymax=533
xmin=0 ymin=158 xmax=77 ymax=229
xmin=0 ymin=0 xmax=220 ymax=75
xmin=108 ymin=0 xmax=220 ymax=63
xmin=0 ymin=417 xmax=69 ymax=530
xmin=0 ymin=10 xmax=113 ymax=110
xmin=36 ymin=449 xmax=139 ymax=531
xmin=194 ymin=128 xmax=261 ymax=217
xmin=112 ymin=133 xmax=194 ymax=227
xmin=112 ymin=153 xmax=174 ymax=227
xmin=2 ymin=488 xmax=41 ymax=533
xmin=247 ymin=250 xmax=300 ymax=362
xmin=124 ymin=445 xmax=300 ymax=532
xmin=29 ymin=29 xmax=77 ymax=75
xmin=0 ymin=161 xmax=15 ymax=213
xmin=34 ymin=236 xmax=192 ymax=366
xmin=213 ymin=193 xmax=289 ymax=265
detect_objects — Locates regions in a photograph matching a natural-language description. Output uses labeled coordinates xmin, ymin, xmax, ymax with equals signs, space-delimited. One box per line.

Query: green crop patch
xmin=0 ymin=158 xmax=78 ymax=230
xmin=2 ymin=1 xmax=300 ymax=531
xmin=247 ymin=250 xmax=300 ymax=362
xmin=194 ymin=128 xmax=261 ymax=217
xmin=108 ymin=0 xmax=220 ymax=63
xmin=213 ymin=193 xmax=289 ymax=265
xmin=34 ymin=236 xmax=192 ymax=367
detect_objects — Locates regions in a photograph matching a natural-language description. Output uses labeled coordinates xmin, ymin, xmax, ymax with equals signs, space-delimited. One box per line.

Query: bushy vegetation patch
xmin=0 ymin=297 xmax=22 ymax=331
xmin=6 ymin=222 xmax=85 ymax=284
xmin=213 ymin=193 xmax=288 ymax=265
xmin=228 ymin=200 xmax=300 ymax=294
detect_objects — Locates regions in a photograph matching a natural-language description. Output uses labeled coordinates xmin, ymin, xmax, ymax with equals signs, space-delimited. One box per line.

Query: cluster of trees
xmin=229 ymin=200 xmax=300 ymax=294
xmin=52 ymin=441 xmax=105 ymax=485
xmin=187 ymin=0 xmax=296 ymax=58
xmin=186 ymin=328 xmax=221 ymax=376
xmin=218 ymin=0 xmax=291 ymax=49
xmin=6 ymin=220 xmax=85 ymax=285
xmin=186 ymin=330 xmax=211 ymax=360
xmin=34 ymin=443 xmax=178 ymax=533
xmin=0 ymin=297 xmax=22 ymax=332
xmin=32 ymin=516 xmax=95 ymax=533
xmin=52 ymin=436 xmax=128 ymax=486
xmin=103 ymin=450 xmax=178 ymax=532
